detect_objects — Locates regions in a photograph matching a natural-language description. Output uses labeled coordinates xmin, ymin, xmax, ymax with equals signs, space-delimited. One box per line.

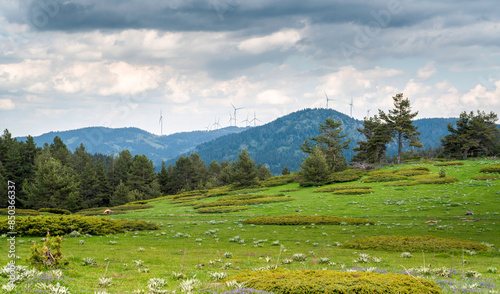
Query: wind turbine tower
xmin=349 ymin=96 xmax=354 ymax=118
xmin=159 ymin=109 xmax=163 ymax=136
xmin=325 ymin=92 xmax=333 ymax=109
xmin=231 ymin=103 xmax=244 ymax=127
xmin=250 ymin=111 xmax=261 ymax=127
xmin=367 ymin=109 xmax=371 ymax=118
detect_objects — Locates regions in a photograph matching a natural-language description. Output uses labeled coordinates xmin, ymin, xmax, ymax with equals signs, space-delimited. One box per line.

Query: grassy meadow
xmin=1 ymin=159 xmax=500 ymax=293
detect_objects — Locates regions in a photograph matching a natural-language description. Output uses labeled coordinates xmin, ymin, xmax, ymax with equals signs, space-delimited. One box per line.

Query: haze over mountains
xmin=17 ymin=108 xmax=459 ymax=174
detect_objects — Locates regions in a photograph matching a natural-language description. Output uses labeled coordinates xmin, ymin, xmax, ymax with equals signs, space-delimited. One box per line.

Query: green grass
xmin=1 ymin=159 xmax=499 ymax=293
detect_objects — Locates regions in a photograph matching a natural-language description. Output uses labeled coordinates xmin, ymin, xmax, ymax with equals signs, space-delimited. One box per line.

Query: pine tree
xmin=128 ymin=154 xmax=156 ymax=197
xmin=22 ymin=152 xmax=79 ymax=210
xmin=256 ymin=163 xmax=272 ymax=180
xmin=232 ymin=149 xmax=258 ymax=187
xmin=112 ymin=150 xmax=133 ymax=188
xmin=111 ymin=181 xmax=129 ymax=206
xmin=300 ymin=118 xmax=350 ymax=172
xmin=158 ymin=161 xmax=171 ymax=194
xmin=441 ymin=110 xmax=499 ymax=159
xmin=352 ymin=115 xmax=393 ymax=164
xmin=379 ymin=93 xmax=422 ymax=164
xmin=281 ymin=166 xmax=291 ymax=175
xmin=299 ymin=147 xmax=330 ymax=187
xmin=49 ymin=136 xmax=71 ymax=166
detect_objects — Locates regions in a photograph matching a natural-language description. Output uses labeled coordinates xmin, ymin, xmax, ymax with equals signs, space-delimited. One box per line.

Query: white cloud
xmin=417 ymin=62 xmax=437 ymax=80
xmin=238 ymin=29 xmax=302 ymax=54
xmin=256 ymin=89 xmax=293 ymax=105
xmin=0 ymin=99 xmax=15 ymax=110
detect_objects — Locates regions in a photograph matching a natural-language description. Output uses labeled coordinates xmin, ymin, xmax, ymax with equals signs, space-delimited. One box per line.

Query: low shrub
xmin=242 ymin=215 xmax=374 ymax=226
xmin=193 ymin=196 xmax=293 ymax=210
xmin=411 ymin=175 xmax=458 ymax=184
xmin=399 ymin=166 xmax=431 ymax=171
xmin=205 ymin=187 xmax=231 ymax=197
xmin=169 ymin=195 xmax=207 ymax=204
xmin=331 ymin=189 xmax=374 ymax=195
xmin=361 ymin=174 xmax=407 ymax=183
xmin=0 ymin=215 xmax=158 ymax=236
xmin=172 ymin=190 xmax=206 ymax=199
xmin=367 ymin=170 xmax=395 ymax=176
xmin=314 ymin=185 xmax=372 ymax=193
xmin=29 ymin=232 xmax=69 ymax=269
xmin=279 ymin=188 xmax=301 ymax=192
xmin=435 ymin=161 xmax=464 ymax=166
xmin=472 ymin=175 xmax=499 ymax=180
xmin=221 ymin=194 xmax=270 ymax=201
xmin=394 ymin=169 xmax=429 ymax=176
xmin=127 ymin=200 xmax=149 ymax=205
xmin=260 ymin=175 xmax=297 ymax=187
xmin=384 ymin=181 xmax=419 ymax=186
xmin=0 ymin=208 xmax=40 ymax=216
xmin=196 ymin=206 xmax=248 ymax=214
xmin=76 ymin=204 xmax=154 ymax=216
xmin=479 ymin=164 xmax=500 ymax=173
xmin=225 ymin=269 xmax=443 ymax=294
xmin=342 ymin=235 xmax=490 ymax=252
xmin=329 ymin=169 xmax=366 ymax=183
xmin=38 ymin=208 xmax=72 ymax=215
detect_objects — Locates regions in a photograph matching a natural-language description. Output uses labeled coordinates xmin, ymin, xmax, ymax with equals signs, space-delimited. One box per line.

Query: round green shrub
xmin=479 ymin=164 xmax=500 ymax=173
xmin=0 ymin=208 xmax=40 ymax=216
xmin=342 ymin=235 xmax=490 ymax=252
xmin=331 ymin=189 xmax=374 ymax=195
xmin=434 ymin=161 xmax=464 ymax=166
xmin=226 ymin=269 xmax=443 ymax=294
xmin=196 ymin=206 xmax=248 ymax=213
xmin=38 ymin=208 xmax=72 ymax=215
xmin=314 ymin=185 xmax=372 ymax=193
xmin=472 ymin=175 xmax=499 ymax=180
xmin=411 ymin=175 xmax=458 ymax=184
xmin=383 ymin=181 xmax=419 ymax=187
xmin=0 ymin=215 xmax=158 ymax=236
xmin=361 ymin=174 xmax=407 ymax=183
xmin=261 ymin=175 xmax=297 ymax=187
xmin=242 ymin=215 xmax=374 ymax=225
xmin=394 ymin=169 xmax=429 ymax=176
xmin=328 ymin=169 xmax=366 ymax=183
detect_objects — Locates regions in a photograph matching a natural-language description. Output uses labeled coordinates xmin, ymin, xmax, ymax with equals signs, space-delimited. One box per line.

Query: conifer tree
xmin=232 ymin=149 xmax=258 ymax=187
xmin=379 ymin=93 xmax=422 ymax=164
xmin=299 ymin=147 xmax=330 ymax=187
xmin=111 ymin=181 xmax=129 ymax=206
xmin=281 ymin=166 xmax=291 ymax=175
xmin=352 ymin=115 xmax=393 ymax=164
xmin=128 ymin=154 xmax=156 ymax=197
xmin=300 ymin=118 xmax=350 ymax=172
xmin=440 ymin=110 xmax=499 ymax=159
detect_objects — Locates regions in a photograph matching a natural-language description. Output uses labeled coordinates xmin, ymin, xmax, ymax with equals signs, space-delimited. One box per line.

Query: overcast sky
xmin=1 ymin=0 xmax=499 ymax=137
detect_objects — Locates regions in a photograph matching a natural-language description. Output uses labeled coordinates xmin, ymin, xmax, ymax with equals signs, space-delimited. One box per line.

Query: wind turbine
xmin=325 ymin=92 xmax=333 ymax=109
xmin=367 ymin=109 xmax=371 ymax=118
xmin=227 ymin=112 xmax=235 ymax=127
xmin=349 ymin=96 xmax=354 ymax=118
xmin=231 ymin=103 xmax=244 ymax=127
xmin=250 ymin=111 xmax=261 ymax=127
xmin=206 ymin=123 xmax=212 ymax=132
xmin=242 ymin=113 xmax=250 ymax=127
xmin=159 ymin=109 xmax=163 ymax=136
xmin=213 ymin=117 xmax=221 ymax=130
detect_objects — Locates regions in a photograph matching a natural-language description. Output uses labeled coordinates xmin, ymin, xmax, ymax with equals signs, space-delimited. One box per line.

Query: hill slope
xmin=17 ymin=126 xmax=246 ymax=168
xmin=185 ymin=109 xmax=458 ymax=174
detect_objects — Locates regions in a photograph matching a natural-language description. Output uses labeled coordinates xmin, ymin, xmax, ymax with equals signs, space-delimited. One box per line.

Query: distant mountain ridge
xmin=174 ymin=109 xmax=462 ymax=174
xmin=16 ymin=126 xmax=246 ymax=168
xmin=18 ymin=109 xmax=475 ymax=175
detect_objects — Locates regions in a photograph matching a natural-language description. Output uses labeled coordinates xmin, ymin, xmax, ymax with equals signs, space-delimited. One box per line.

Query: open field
xmin=1 ymin=159 xmax=500 ymax=293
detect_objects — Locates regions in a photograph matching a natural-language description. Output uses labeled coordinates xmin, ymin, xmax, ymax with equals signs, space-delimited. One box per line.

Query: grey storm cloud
xmin=17 ymin=0 xmax=498 ymax=34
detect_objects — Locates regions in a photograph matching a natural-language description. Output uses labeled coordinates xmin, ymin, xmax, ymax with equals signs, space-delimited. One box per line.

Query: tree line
xmin=0 ymin=133 xmax=271 ymax=210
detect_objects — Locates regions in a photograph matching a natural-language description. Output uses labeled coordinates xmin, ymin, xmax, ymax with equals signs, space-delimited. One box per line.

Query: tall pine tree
xmin=352 ymin=115 xmax=392 ymax=164
xmin=379 ymin=93 xmax=422 ymax=164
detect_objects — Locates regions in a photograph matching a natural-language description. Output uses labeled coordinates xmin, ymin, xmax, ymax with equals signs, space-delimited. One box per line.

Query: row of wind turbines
xmin=158 ymin=104 xmax=262 ymax=136
xmin=158 ymin=94 xmax=370 ymax=135
xmin=325 ymin=92 xmax=371 ymax=118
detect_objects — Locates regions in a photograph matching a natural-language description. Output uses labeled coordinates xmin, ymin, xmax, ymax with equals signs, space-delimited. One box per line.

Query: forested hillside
xmin=17 ymin=126 xmax=245 ymax=169
xmin=184 ymin=109 xmax=459 ymax=174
